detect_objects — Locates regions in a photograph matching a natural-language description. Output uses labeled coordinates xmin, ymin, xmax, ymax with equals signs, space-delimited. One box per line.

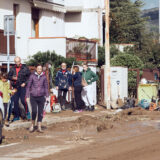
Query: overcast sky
xmin=131 ymin=0 xmax=158 ymax=10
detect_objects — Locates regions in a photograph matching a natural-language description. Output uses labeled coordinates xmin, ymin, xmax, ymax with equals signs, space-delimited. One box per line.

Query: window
xmin=31 ymin=8 xmax=39 ymax=38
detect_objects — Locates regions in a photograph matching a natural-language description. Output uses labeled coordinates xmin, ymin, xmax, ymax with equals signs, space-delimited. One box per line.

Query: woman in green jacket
xmin=81 ymin=63 xmax=98 ymax=111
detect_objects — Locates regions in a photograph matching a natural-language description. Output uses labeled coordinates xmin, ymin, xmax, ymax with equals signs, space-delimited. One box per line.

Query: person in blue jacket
xmin=55 ymin=63 xmax=72 ymax=110
xmin=72 ymin=66 xmax=85 ymax=112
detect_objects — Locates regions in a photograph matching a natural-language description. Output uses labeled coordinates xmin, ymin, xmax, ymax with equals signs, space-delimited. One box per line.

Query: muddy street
xmin=0 ymin=108 xmax=160 ymax=160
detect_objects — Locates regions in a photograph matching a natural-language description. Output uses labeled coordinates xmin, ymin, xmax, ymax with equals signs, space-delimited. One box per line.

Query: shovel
xmin=116 ymin=80 xmax=123 ymax=107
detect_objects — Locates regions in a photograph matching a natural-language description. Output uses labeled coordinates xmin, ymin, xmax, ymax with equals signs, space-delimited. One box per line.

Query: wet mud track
xmin=1 ymin=108 xmax=160 ymax=160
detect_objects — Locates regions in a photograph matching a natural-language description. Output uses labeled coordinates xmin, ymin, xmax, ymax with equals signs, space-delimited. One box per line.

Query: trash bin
xmin=138 ymin=84 xmax=158 ymax=102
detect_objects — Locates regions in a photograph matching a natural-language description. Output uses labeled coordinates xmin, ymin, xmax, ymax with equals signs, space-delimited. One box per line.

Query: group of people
xmin=55 ymin=62 xmax=98 ymax=112
xmin=0 ymin=56 xmax=98 ymax=133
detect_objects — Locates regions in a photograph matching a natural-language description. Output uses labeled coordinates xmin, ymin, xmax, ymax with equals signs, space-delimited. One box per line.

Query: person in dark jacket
xmin=26 ymin=64 xmax=49 ymax=133
xmin=55 ymin=63 xmax=72 ymax=110
xmin=72 ymin=66 xmax=85 ymax=112
xmin=8 ymin=56 xmax=31 ymax=121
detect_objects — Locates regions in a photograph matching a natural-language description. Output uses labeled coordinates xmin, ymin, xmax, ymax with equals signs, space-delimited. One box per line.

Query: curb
xmin=4 ymin=110 xmax=113 ymax=131
xmin=4 ymin=115 xmax=81 ymax=131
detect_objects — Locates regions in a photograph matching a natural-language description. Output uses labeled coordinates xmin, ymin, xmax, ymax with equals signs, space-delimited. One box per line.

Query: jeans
xmin=13 ymin=87 xmax=28 ymax=118
xmin=58 ymin=89 xmax=68 ymax=107
xmin=30 ymin=96 xmax=45 ymax=122
xmin=3 ymin=103 xmax=8 ymax=119
xmin=7 ymin=95 xmax=15 ymax=121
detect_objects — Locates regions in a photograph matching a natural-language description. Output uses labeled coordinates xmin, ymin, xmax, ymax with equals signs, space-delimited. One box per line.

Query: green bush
xmin=26 ymin=50 xmax=76 ymax=68
xmin=98 ymin=45 xmax=120 ymax=67
xmin=26 ymin=50 xmax=77 ymax=86
xmin=111 ymin=53 xmax=144 ymax=69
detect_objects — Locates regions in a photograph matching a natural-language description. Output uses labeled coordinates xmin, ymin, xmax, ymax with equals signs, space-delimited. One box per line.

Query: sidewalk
xmin=4 ymin=106 xmax=114 ymax=131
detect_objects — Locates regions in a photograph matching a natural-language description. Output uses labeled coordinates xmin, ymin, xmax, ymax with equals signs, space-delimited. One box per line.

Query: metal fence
xmin=66 ymin=38 xmax=97 ymax=61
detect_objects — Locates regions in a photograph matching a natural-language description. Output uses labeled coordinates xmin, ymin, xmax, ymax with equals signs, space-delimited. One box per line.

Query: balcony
xmin=28 ymin=37 xmax=97 ymax=63
xmin=28 ymin=37 xmax=66 ymax=57
xmin=33 ymin=0 xmax=66 ymax=13
xmin=66 ymin=38 xmax=97 ymax=62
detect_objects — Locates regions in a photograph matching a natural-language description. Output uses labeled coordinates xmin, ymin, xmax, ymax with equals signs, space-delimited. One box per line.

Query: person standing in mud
xmin=0 ymin=73 xmax=16 ymax=123
xmin=55 ymin=63 xmax=72 ymax=110
xmin=8 ymin=56 xmax=31 ymax=122
xmin=72 ymin=66 xmax=85 ymax=112
xmin=26 ymin=64 xmax=49 ymax=133
xmin=81 ymin=62 xmax=98 ymax=111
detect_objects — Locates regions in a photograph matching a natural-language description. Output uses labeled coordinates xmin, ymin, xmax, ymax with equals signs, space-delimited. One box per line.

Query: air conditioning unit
xmin=47 ymin=0 xmax=65 ymax=6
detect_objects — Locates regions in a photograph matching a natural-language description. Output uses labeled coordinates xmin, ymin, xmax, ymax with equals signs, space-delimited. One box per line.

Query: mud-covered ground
xmin=1 ymin=107 xmax=160 ymax=160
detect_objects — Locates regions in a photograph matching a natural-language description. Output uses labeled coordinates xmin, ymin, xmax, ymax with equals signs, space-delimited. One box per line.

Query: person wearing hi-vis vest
xmin=81 ymin=62 xmax=98 ymax=111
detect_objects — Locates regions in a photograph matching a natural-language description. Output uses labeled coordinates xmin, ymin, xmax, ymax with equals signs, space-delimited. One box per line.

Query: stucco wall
xmin=0 ymin=0 xmax=32 ymax=61
xmin=65 ymin=0 xmax=83 ymax=7
xmin=65 ymin=0 xmax=104 ymax=8
xmin=65 ymin=12 xmax=99 ymax=39
xmin=28 ymin=38 xmax=66 ymax=58
xmin=65 ymin=0 xmax=104 ymax=40
xmin=0 ymin=0 xmax=66 ymax=63
xmin=39 ymin=10 xmax=65 ymax=37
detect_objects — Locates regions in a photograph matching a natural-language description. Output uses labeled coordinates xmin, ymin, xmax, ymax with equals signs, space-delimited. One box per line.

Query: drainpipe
xmin=98 ymin=8 xmax=103 ymax=46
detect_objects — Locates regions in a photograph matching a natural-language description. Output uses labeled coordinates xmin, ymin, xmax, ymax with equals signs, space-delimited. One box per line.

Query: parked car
xmin=0 ymin=91 xmax=4 ymax=144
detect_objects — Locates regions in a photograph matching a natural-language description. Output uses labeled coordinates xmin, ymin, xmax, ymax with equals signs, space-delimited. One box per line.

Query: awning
xmin=33 ymin=0 xmax=66 ymax=13
xmin=66 ymin=6 xmax=83 ymax=13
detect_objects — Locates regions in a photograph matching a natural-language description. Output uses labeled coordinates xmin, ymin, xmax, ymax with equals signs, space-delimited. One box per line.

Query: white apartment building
xmin=0 ymin=0 xmax=104 ymax=65
xmin=65 ymin=0 xmax=104 ymax=44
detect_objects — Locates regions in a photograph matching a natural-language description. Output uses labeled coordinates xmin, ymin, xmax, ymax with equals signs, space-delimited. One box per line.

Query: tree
xmin=98 ymin=46 xmax=105 ymax=67
xmin=111 ymin=53 xmax=144 ymax=69
xmin=125 ymin=39 xmax=160 ymax=69
xmin=98 ymin=45 xmax=120 ymax=67
xmin=26 ymin=50 xmax=77 ymax=86
xmin=26 ymin=50 xmax=76 ymax=68
xmin=110 ymin=0 xmax=147 ymax=46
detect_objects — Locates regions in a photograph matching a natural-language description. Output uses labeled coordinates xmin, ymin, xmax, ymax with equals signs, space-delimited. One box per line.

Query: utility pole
xmin=104 ymin=0 xmax=111 ymax=109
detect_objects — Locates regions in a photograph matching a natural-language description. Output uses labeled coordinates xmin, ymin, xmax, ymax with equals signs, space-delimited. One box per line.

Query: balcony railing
xmin=66 ymin=38 xmax=97 ymax=62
